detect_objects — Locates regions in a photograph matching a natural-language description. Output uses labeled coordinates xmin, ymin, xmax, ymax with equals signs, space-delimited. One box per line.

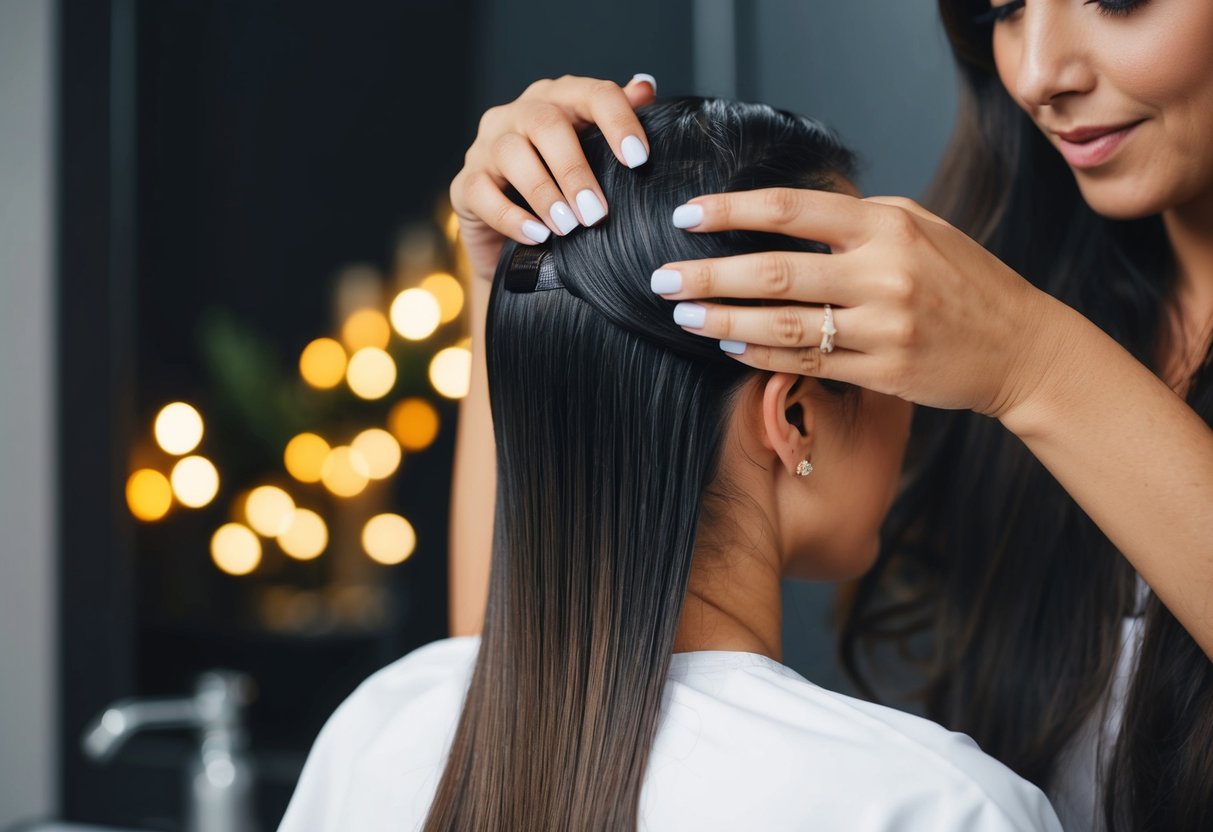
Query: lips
xmin=1052 ymin=119 xmax=1145 ymax=170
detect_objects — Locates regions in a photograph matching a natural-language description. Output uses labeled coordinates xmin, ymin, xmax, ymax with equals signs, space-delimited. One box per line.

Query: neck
xmin=672 ymin=536 xmax=785 ymax=662
xmin=1161 ymin=192 xmax=1213 ymax=385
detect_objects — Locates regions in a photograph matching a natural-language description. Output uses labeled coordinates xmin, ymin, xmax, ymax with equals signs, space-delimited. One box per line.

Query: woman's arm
xmin=448 ymin=274 xmax=495 ymax=636
xmin=651 ymin=188 xmax=1213 ymax=659
xmin=1000 ymin=296 xmax=1213 ymax=659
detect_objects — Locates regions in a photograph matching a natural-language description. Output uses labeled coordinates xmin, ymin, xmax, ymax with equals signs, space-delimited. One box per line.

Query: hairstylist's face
xmin=781 ymin=389 xmax=912 ymax=581
xmin=991 ymin=0 xmax=1213 ymax=219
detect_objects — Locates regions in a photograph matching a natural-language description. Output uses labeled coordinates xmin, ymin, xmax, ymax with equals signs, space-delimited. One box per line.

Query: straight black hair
xmin=841 ymin=4 xmax=1213 ymax=830
xmin=425 ymin=97 xmax=855 ymax=830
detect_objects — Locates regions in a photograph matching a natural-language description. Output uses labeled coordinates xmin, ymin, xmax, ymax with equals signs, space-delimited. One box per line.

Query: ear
xmin=760 ymin=373 xmax=815 ymax=476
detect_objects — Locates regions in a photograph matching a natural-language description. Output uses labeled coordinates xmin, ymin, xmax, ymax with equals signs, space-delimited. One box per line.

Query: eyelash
xmin=975 ymin=0 xmax=1150 ymax=24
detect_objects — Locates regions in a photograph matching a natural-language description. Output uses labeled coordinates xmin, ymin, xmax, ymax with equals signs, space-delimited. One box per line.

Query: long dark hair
xmin=425 ymin=98 xmax=855 ymax=830
xmin=841 ymin=3 xmax=1213 ymax=830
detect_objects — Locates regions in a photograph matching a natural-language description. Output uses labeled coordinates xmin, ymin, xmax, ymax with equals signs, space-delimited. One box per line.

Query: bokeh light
xmin=299 ymin=337 xmax=347 ymax=389
xmin=154 ymin=402 xmax=204 ymax=456
xmin=444 ymin=211 xmax=460 ymax=242
xmin=429 ymin=346 xmax=472 ymax=399
xmin=277 ymin=508 xmax=328 ymax=561
xmin=350 ymin=428 xmax=402 ymax=480
xmin=388 ymin=398 xmax=440 ymax=451
xmin=244 ymin=485 xmax=296 ymax=537
xmin=126 ymin=469 xmax=172 ymax=522
xmin=341 ymin=308 xmax=391 ymax=351
xmin=170 ymin=455 xmax=220 ymax=508
xmin=420 ymin=272 xmax=464 ymax=324
xmin=389 ymin=288 xmax=441 ymax=340
xmin=320 ymin=446 xmax=370 ymax=497
xmin=361 ymin=513 xmax=416 ymax=565
xmin=211 ymin=523 xmax=261 ymax=576
xmin=284 ymin=432 xmax=330 ymax=483
xmin=346 ymin=347 xmax=397 ymax=400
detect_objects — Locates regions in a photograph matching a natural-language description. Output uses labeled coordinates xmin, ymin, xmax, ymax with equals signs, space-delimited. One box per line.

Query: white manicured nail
xmin=650 ymin=269 xmax=682 ymax=294
xmin=672 ymin=204 xmax=703 ymax=229
xmin=720 ymin=340 xmax=747 ymax=355
xmin=576 ymin=190 xmax=607 ymax=226
xmin=522 ymin=220 xmax=551 ymax=244
xmin=673 ymin=302 xmax=706 ymax=329
xmin=630 ymin=73 xmax=657 ymax=94
xmin=549 ymin=201 xmax=578 ymax=235
xmin=621 ymin=135 xmax=649 ymax=169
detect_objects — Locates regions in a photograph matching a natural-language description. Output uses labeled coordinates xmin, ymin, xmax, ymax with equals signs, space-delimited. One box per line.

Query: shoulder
xmin=277 ymin=637 xmax=480 ymax=832
xmin=644 ymin=652 xmax=1061 ymax=831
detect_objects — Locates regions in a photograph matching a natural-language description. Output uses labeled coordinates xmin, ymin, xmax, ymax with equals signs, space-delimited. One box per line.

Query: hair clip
xmin=503 ymin=246 xmax=565 ymax=294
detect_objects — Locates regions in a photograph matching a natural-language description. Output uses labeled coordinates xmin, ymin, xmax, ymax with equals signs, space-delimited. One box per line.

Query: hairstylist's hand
xmin=449 ymin=74 xmax=657 ymax=282
xmin=651 ymin=189 xmax=1079 ymax=420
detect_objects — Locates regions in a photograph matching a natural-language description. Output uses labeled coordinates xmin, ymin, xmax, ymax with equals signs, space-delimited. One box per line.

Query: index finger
xmin=672 ymin=188 xmax=875 ymax=251
xmin=539 ymin=74 xmax=656 ymax=169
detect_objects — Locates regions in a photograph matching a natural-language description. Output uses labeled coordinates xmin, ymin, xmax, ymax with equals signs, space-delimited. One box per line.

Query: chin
xmin=1073 ymin=173 xmax=1178 ymax=221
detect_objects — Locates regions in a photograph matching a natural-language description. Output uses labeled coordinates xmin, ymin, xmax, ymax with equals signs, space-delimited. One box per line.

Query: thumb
xmin=623 ymin=73 xmax=658 ymax=107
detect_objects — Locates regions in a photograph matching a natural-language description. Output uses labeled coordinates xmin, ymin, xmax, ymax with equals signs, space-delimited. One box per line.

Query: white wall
xmin=0 ymin=0 xmax=58 ymax=825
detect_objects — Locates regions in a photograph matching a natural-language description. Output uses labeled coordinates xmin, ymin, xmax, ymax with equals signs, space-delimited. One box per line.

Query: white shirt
xmin=279 ymin=637 xmax=1062 ymax=832
xmin=1048 ymin=576 xmax=1151 ymax=830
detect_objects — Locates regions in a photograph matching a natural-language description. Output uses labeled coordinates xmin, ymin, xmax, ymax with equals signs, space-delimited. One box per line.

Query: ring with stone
xmin=820 ymin=304 xmax=837 ymax=354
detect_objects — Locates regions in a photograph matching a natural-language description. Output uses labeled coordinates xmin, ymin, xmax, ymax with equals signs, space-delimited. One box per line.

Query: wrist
xmin=995 ymin=294 xmax=1097 ymax=439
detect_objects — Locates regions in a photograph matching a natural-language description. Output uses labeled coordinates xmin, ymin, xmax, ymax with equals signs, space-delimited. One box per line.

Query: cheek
xmin=1107 ymin=1 xmax=1213 ymax=106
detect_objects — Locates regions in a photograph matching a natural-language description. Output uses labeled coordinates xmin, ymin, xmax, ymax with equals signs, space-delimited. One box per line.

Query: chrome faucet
xmin=82 ymin=670 xmax=259 ymax=832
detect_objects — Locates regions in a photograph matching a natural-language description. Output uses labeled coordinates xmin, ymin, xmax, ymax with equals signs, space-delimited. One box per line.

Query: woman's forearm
xmin=448 ymin=276 xmax=495 ymax=636
xmin=1002 ymin=296 xmax=1213 ymax=659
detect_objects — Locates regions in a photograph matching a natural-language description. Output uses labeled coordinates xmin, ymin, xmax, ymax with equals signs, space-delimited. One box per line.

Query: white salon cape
xmin=279 ymin=637 xmax=1061 ymax=831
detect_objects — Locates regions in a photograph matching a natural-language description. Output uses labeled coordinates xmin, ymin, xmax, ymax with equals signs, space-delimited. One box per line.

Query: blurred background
xmin=0 ymin=1 xmax=956 ymax=829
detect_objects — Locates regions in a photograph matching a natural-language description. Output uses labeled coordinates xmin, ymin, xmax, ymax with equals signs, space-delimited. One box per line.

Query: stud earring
xmin=795 ymin=458 xmax=814 ymax=477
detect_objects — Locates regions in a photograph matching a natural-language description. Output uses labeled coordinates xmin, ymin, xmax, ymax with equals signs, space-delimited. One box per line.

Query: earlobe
xmin=761 ymin=373 xmax=816 ymax=477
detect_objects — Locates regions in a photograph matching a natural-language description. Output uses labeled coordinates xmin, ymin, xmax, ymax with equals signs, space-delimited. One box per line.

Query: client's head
xmin=426 ymin=98 xmax=911 ymax=832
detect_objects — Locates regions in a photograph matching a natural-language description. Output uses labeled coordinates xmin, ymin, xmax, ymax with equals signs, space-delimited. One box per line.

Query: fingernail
xmin=522 ymin=220 xmax=551 ymax=244
xmin=650 ymin=269 xmax=682 ymax=294
xmin=621 ymin=135 xmax=648 ymax=169
xmin=630 ymin=73 xmax=657 ymax=94
xmin=673 ymin=302 xmax=706 ymax=329
xmin=719 ymin=340 xmax=747 ymax=355
xmin=549 ymin=201 xmax=578 ymax=235
xmin=672 ymin=204 xmax=704 ymax=229
xmin=576 ymin=190 xmax=607 ymax=226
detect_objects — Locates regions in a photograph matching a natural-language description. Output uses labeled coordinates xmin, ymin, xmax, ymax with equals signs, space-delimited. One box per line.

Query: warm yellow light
xmin=277 ymin=508 xmax=328 ymax=560
xmin=299 ymin=337 xmax=347 ymax=389
xmin=154 ymin=402 xmax=204 ymax=455
xmin=211 ymin=523 xmax=261 ymax=576
xmin=284 ymin=432 xmax=330 ymax=483
xmin=389 ymin=288 xmax=441 ymax=340
xmin=361 ymin=513 xmax=416 ymax=565
xmin=244 ymin=485 xmax=296 ymax=537
xmin=170 ymin=455 xmax=220 ymax=508
xmin=350 ymin=428 xmax=402 ymax=480
xmin=341 ymin=308 xmax=391 ymax=351
xmin=388 ymin=398 xmax=441 ymax=451
xmin=444 ymin=211 xmax=460 ymax=242
xmin=420 ymin=272 xmax=464 ymax=324
xmin=320 ymin=446 xmax=370 ymax=497
xmin=126 ymin=469 xmax=172 ymax=521
xmin=346 ymin=347 xmax=397 ymax=400
xmin=429 ymin=346 xmax=472 ymax=399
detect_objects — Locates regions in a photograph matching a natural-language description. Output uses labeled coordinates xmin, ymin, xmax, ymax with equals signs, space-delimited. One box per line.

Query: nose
xmin=1013 ymin=7 xmax=1096 ymax=107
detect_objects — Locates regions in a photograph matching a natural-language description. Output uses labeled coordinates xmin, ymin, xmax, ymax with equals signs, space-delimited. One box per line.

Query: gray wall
xmin=747 ymin=0 xmax=958 ymax=199
xmin=0 ymin=0 xmax=58 ymax=825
